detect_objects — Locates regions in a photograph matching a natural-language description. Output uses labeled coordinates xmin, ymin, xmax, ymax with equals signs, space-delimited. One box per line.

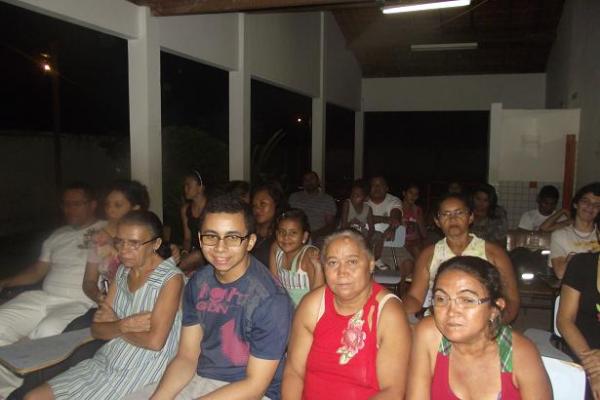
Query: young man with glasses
xmin=128 ymin=194 xmax=293 ymax=400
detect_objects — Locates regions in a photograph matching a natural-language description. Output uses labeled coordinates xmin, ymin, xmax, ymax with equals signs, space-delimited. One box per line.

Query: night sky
xmin=0 ymin=2 xmax=128 ymax=136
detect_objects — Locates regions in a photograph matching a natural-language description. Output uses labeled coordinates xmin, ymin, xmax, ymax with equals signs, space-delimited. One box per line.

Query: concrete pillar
xmin=487 ymin=102 xmax=503 ymax=186
xmin=311 ymin=13 xmax=327 ymax=183
xmin=354 ymin=111 xmax=364 ymax=179
xmin=229 ymin=13 xmax=251 ymax=181
xmin=128 ymin=7 xmax=162 ymax=217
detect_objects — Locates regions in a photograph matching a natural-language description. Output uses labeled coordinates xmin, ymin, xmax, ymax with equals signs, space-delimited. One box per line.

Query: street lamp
xmin=40 ymin=48 xmax=62 ymax=187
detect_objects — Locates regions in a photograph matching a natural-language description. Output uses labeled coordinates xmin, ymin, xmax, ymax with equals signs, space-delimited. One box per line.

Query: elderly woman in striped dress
xmin=25 ymin=211 xmax=183 ymax=400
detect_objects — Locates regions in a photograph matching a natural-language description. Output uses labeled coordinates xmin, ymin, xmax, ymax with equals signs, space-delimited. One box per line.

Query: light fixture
xmin=383 ymin=0 xmax=470 ymax=14
xmin=521 ymin=272 xmax=535 ymax=281
xmin=411 ymin=42 xmax=478 ymax=51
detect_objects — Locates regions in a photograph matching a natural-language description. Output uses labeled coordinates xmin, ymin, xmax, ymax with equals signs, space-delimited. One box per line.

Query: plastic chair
xmin=541 ymin=356 xmax=586 ymax=400
xmin=553 ymin=296 xmax=561 ymax=337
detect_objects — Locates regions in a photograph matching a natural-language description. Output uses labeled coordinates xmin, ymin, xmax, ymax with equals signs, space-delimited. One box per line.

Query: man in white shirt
xmin=367 ymin=176 xmax=414 ymax=276
xmin=518 ymin=185 xmax=567 ymax=232
xmin=0 ymin=183 xmax=104 ymax=396
xmin=0 ymin=183 xmax=103 ymax=343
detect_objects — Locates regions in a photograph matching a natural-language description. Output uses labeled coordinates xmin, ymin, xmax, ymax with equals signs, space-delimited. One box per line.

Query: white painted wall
xmin=246 ymin=12 xmax=321 ymax=97
xmin=6 ymin=0 xmax=140 ymax=39
xmin=158 ymin=13 xmax=239 ymax=71
xmin=324 ymin=12 xmax=361 ymax=111
xmin=546 ymin=0 xmax=600 ymax=186
xmin=488 ymin=104 xmax=580 ymax=184
xmin=362 ymin=73 xmax=547 ymax=112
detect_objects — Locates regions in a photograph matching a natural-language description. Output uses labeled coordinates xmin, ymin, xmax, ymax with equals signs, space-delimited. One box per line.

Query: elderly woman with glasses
xmin=282 ymin=229 xmax=411 ymax=399
xmin=403 ymin=193 xmax=520 ymax=323
xmin=407 ymin=256 xmax=551 ymax=400
xmin=26 ymin=211 xmax=184 ymax=400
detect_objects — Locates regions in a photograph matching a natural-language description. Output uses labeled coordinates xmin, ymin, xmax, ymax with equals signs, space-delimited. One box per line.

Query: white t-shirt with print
xmin=40 ymin=220 xmax=105 ymax=302
xmin=367 ymin=193 xmax=403 ymax=233
xmin=549 ymin=225 xmax=600 ymax=264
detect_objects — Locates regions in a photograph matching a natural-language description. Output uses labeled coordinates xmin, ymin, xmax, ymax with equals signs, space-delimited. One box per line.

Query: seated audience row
xmin=0 ymin=175 xmax=597 ymax=399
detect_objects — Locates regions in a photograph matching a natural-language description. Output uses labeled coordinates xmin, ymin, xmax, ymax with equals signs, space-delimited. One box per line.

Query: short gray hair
xmin=321 ymin=229 xmax=374 ymax=264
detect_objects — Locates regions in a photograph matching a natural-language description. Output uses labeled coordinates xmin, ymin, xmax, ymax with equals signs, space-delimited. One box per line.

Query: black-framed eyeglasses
xmin=113 ymin=237 xmax=158 ymax=251
xmin=431 ymin=293 xmax=491 ymax=309
xmin=199 ymin=233 xmax=250 ymax=247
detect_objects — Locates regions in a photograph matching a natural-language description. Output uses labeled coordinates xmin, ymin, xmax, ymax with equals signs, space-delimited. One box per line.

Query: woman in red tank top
xmin=282 ymin=229 xmax=412 ymax=400
xmin=407 ymin=256 xmax=552 ymax=400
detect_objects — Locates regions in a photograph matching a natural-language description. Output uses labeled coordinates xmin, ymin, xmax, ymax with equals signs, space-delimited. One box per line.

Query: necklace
xmin=571 ymin=226 xmax=597 ymax=240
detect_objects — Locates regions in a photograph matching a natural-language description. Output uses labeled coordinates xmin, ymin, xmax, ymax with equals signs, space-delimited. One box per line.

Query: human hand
xmin=383 ymin=228 xmax=395 ymax=241
xmin=170 ymin=244 xmax=181 ymax=264
xmin=94 ymin=303 xmax=118 ymax=323
xmin=581 ymin=349 xmax=600 ymax=376
xmin=119 ymin=312 xmax=152 ymax=333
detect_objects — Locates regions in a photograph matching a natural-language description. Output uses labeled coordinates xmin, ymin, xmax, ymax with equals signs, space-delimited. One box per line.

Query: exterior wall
xmin=546 ymin=0 xmax=600 ymax=186
xmin=324 ymin=12 xmax=361 ymax=111
xmin=158 ymin=13 xmax=239 ymax=71
xmin=245 ymin=12 xmax=321 ymax=97
xmin=362 ymin=73 xmax=547 ymax=111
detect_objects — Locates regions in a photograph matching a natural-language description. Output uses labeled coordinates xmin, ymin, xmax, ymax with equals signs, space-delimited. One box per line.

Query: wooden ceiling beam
xmin=128 ymin=0 xmax=376 ymax=15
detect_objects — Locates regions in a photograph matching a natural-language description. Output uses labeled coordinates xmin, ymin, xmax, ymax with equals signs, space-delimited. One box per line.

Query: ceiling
xmin=129 ymin=0 xmax=565 ymax=77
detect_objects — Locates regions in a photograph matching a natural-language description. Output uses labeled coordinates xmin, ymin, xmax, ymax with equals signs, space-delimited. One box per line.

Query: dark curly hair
xmin=107 ymin=180 xmax=150 ymax=211
xmin=201 ymin=194 xmax=255 ymax=235
xmin=276 ymin=208 xmax=311 ymax=234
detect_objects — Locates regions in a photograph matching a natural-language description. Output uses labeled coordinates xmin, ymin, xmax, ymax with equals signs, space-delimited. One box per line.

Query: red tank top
xmin=431 ymin=326 xmax=521 ymax=400
xmin=303 ymin=283 xmax=384 ymax=400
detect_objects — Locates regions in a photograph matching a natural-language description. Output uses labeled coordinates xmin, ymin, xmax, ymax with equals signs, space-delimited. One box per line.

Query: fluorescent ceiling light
xmin=411 ymin=42 xmax=478 ymax=51
xmin=383 ymin=0 xmax=470 ymax=14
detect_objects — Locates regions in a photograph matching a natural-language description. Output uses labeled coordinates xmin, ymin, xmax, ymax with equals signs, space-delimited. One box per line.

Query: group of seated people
xmin=0 ymin=173 xmax=597 ymax=400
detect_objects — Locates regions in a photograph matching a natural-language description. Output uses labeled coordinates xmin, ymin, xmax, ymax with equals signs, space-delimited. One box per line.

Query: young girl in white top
xmin=269 ymin=209 xmax=323 ymax=306
xmin=340 ymin=180 xmax=381 ymax=260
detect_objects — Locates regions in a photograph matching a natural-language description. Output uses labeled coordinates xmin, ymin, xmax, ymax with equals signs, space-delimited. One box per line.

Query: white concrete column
xmin=311 ymin=13 xmax=327 ymax=183
xmin=354 ymin=111 xmax=364 ymax=179
xmin=229 ymin=13 xmax=251 ymax=181
xmin=128 ymin=7 xmax=163 ymax=217
xmin=487 ymin=102 xmax=503 ymax=186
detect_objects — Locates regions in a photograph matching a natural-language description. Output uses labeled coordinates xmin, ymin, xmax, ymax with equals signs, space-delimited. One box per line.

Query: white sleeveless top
xmin=425 ymin=234 xmax=487 ymax=307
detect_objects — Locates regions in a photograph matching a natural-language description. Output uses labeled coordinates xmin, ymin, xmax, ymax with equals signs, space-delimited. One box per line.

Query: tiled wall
xmin=497 ymin=181 xmax=563 ymax=229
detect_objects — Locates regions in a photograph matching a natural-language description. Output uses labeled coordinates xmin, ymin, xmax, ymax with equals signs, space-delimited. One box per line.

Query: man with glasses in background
xmin=0 ymin=182 xmax=104 ymax=398
xmin=129 ymin=194 xmax=293 ymax=400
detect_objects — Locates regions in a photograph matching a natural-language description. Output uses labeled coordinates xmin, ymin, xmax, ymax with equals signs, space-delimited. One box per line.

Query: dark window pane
xmin=160 ymin=52 xmax=229 ymax=242
xmin=251 ymin=80 xmax=311 ymax=193
xmin=325 ymin=103 xmax=355 ymax=200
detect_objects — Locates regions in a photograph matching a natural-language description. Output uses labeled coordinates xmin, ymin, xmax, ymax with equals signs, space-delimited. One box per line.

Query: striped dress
xmin=49 ymin=259 xmax=182 ymax=399
xmin=275 ymin=244 xmax=317 ymax=306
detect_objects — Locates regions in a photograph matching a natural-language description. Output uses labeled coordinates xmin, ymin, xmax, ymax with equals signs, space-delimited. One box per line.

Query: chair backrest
xmin=541 ymin=356 xmax=586 ymax=400
xmin=383 ymin=225 xmax=406 ymax=248
xmin=553 ymin=295 xmax=561 ymax=337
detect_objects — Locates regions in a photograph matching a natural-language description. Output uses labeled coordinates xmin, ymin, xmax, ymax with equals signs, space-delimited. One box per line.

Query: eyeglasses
xmin=432 ymin=293 xmax=490 ymax=309
xmin=199 ymin=234 xmax=250 ymax=247
xmin=437 ymin=209 xmax=470 ymax=220
xmin=113 ymin=237 xmax=158 ymax=251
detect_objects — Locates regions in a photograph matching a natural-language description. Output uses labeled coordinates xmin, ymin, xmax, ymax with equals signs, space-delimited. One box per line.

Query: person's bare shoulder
xmin=295 ymin=286 xmax=326 ymax=331
xmin=511 ymin=330 xmax=542 ymax=366
xmin=414 ymin=316 xmax=442 ymax=345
